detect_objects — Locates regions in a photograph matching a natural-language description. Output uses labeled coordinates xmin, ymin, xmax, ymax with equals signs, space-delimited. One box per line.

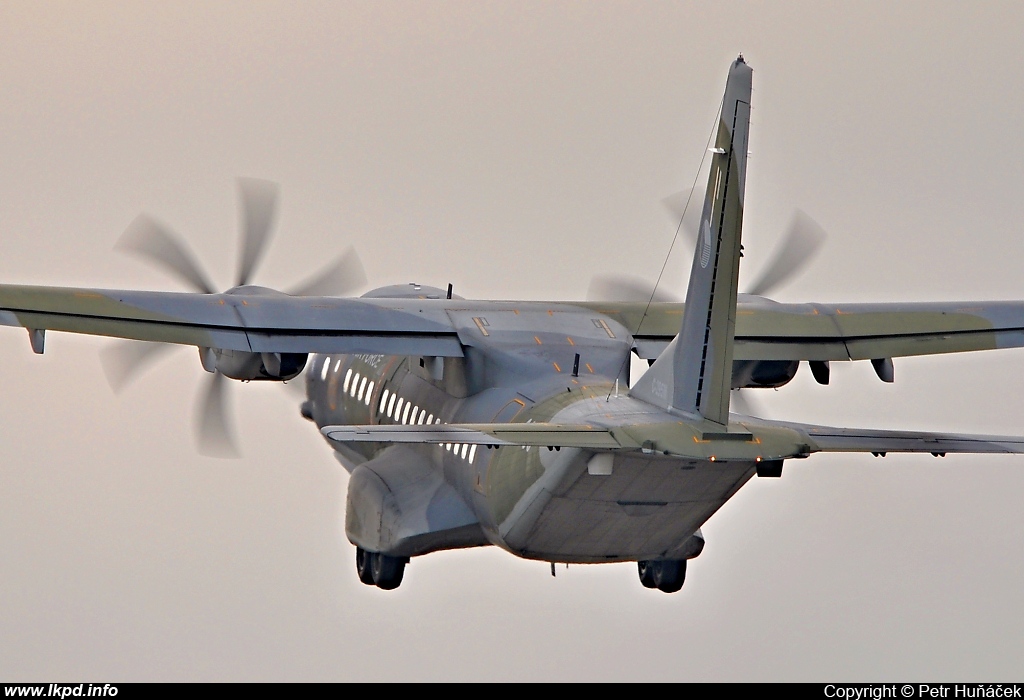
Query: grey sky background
xmin=2 ymin=0 xmax=1023 ymax=681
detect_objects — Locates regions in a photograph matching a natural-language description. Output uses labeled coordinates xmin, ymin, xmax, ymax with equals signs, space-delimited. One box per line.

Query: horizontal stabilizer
xmin=785 ymin=421 xmax=1024 ymax=455
xmin=322 ymin=423 xmax=622 ymax=449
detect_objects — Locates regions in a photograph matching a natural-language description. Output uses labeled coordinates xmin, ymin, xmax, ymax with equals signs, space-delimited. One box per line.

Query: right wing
xmin=578 ymin=298 xmax=1024 ymax=362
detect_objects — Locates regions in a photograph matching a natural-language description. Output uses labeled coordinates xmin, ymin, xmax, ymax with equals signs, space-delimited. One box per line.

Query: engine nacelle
xmin=200 ymin=347 xmax=307 ymax=381
xmin=730 ymin=359 xmax=799 ymax=389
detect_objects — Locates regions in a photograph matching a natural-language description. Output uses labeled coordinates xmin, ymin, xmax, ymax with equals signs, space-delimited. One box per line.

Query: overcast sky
xmin=2 ymin=1 xmax=1024 ymax=681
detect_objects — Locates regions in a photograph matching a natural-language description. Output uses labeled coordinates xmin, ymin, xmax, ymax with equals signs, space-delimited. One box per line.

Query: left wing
xmin=0 ymin=285 xmax=464 ymax=357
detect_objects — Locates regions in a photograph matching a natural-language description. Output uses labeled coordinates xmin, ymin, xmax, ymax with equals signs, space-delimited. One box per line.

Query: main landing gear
xmin=637 ymin=559 xmax=687 ymax=593
xmin=355 ymin=547 xmax=407 ymax=590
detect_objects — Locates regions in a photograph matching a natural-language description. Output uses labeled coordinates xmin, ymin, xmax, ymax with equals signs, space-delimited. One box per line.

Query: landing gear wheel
xmin=371 ymin=552 xmax=407 ymax=590
xmin=652 ymin=559 xmax=686 ymax=593
xmin=637 ymin=561 xmax=658 ymax=589
xmin=355 ymin=547 xmax=375 ymax=586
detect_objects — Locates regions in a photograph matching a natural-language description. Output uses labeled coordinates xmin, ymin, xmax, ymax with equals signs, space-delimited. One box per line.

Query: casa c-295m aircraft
xmin=4 ymin=56 xmax=1024 ymax=593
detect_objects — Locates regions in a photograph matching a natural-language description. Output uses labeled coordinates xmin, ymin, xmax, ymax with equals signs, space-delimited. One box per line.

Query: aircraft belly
xmin=345 ymin=444 xmax=488 ymax=558
xmin=512 ymin=455 xmax=755 ymax=563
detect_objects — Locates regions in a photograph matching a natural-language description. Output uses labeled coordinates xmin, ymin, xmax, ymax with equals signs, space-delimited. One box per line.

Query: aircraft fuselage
xmin=302 ymin=304 xmax=762 ymax=563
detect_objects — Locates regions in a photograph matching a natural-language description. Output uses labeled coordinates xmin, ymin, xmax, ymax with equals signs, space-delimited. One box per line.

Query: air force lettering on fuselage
xmin=353 ymin=354 xmax=387 ymax=370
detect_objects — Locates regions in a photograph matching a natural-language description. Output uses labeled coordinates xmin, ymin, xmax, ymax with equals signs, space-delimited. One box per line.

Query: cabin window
xmin=365 ymin=381 xmax=374 ymax=406
xmin=460 ymin=444 xmax=469 ymax=459
xmin=321 ymin=357 xmax=332 ymax=381
xmin=380 ymin=389 xmax=390 ymax=414
xmin=357 ymin=376 xmax=367 ymax=401
xmin=468 ymin=445 xmax=477 ymax=464
xmin=395 ymin=397 xmax=404 ymax=421
xmin=388 ymin=393 xmax=396 ymax=418
xmin=403 ymin=402 xmax=411 ymax=424
xmin=343 ymin=368 xmax=352 ymax=393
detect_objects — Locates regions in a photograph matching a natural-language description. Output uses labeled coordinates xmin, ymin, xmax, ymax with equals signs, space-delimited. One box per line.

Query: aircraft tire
xmin=355 ymin=547 xmax=376 ymax=585
xmin=371 ymin=553 xmax=406 ymax=590
xmin=637 ymin=561 xmax=658 ymax=588
xmin=653 ymin=559 xmax=686 ymax=593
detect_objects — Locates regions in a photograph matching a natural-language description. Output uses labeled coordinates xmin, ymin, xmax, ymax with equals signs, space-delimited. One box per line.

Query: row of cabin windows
xmin=342 ymin=367 xmax=375 ymax=407
xmin=378 ymin=387 xmax=477 ymax=465
xmin=379 ymin=388 xmax=435 ymax=426
xmin=317 ymin=356 xmax=477 ymax=465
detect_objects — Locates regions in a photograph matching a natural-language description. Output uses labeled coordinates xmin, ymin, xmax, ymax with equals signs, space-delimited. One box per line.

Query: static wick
xmin=446 ymin=283 xmax=453 ymax=300
xmin=572 ymin=353 xmax=580 ymax=378
xmin=550 ymin=562 xmax=556 ymax=577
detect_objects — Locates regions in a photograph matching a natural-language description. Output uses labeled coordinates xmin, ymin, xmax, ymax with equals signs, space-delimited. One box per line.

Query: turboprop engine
xmin=106 ymin=177 xmax=368 ymax=456
xmin=198 ymin=346 xmax=307 ymax=382
xmin=730 ymin=359 xmax=800 ymax=389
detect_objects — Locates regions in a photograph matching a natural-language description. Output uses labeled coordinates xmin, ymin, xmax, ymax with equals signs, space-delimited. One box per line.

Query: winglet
xmin=630 ymin=57 xmax=752 ymax=424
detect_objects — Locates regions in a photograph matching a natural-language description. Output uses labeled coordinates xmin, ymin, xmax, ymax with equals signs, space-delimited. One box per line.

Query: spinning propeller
xmin=102 ymin=178 xmax=367 ymax=457
xmin=587 ymin=189 xmax=828 ymax=416
xmin=587 ymin=187 xmax=826 ymax=303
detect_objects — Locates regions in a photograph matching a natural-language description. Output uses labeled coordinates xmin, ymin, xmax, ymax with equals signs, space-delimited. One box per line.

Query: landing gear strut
xmin=637 ymin=559 xmax=687 ymax=593
xmin=355 ymin=547 xmax=408 ymax=590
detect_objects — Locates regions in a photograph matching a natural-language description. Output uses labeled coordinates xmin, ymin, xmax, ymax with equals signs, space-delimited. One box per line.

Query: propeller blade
xmin=282 ymin=380 xmax=306 ymax=399
xmin=235 ymin=178 xmax=279 ymax=287
xmin=586 ymin=274 xmax=681 ymax=303
xmin=100 ymin=340 xmax=178 ymax=393
xmin=281 ymin=370 xmax=308 ymax=399
xmin=195 ymin=371 xmax=239 ymax=458
xmin=117 ymin=215 xmax=218 ymax=294
xmin=661 ymin=186 xmax=704 ymax=246
xmin=743 ymin=209 xmax=826 ymax=297
xmin=287 ymin=247 xmax=368 ymax=297
xmin=729 ymin=388 xmax=758 ymax=417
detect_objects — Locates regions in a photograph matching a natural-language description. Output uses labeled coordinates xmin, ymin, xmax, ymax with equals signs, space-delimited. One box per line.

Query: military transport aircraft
xmin=4 ymin=56 xmax=1024 ymax=593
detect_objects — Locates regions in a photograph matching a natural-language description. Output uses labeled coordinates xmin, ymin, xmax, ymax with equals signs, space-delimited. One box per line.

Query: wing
xmin=0 ymin=284 xmax=464 ymax=356
xmin=777 ymin=420 xmax=1024 ymax=455
xmin=322 ymin=423 xmax=622 ymax=449
xmin=5 ymin=282 xmax=1024 ymax=365
xmin=579 ymin=298 xmax=1024 ymax=361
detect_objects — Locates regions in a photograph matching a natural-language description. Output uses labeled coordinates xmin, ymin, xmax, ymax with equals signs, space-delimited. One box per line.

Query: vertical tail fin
xmin=631 ymin=56 xmax=752 ymax=424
